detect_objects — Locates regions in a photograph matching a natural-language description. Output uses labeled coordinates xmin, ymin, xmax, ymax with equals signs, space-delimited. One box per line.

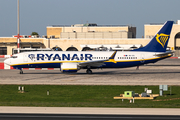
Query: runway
xmin=0 ymin=58 xmax=180 ymax=85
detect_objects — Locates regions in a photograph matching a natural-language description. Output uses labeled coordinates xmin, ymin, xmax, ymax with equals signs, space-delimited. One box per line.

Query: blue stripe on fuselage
xmin=13 ymin=63 xmax=61 ymax=68
xmin=11 ymin=56 xmax=169 ymax=69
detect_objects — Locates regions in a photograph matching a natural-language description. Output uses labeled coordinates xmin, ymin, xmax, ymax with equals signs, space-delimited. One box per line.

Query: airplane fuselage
xmin=6 ymin=51 xmax=170 ymax=69
xmin=3 ymin=21 xmax=174 ymax=74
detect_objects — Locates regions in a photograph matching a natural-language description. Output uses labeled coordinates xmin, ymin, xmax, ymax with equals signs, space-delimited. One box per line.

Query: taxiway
xmin=0 ymin=59 xmax=180 ymax=85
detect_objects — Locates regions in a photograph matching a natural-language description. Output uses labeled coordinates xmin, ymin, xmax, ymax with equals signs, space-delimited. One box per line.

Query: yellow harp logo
xmin=156 ymin=33 xmax=169 ymax=48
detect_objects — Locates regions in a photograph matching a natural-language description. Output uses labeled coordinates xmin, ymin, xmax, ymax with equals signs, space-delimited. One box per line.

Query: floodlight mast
xmin=17 ymin=0 xmax=20 ymax=53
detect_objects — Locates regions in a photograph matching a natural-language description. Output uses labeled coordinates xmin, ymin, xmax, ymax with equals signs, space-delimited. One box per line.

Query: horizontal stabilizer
xmin=154 ymin=51 xmax=174 ymax=57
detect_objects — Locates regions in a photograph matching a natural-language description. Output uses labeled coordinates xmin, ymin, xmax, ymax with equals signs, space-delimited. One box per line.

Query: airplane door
xmin=9 ymin=58 xmax=11 ymax=64
xmin=23 ymin=54 xmax=28 ymax=62
xmin=140 ymin=54 xmax=145 ymax=63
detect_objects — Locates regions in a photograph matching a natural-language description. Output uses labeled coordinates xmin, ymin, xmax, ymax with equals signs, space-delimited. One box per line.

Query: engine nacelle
xmin=61 ymin=63 xmax=79 ymax=73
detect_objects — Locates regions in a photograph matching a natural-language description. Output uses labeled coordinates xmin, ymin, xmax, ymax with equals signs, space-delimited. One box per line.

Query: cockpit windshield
xmin=11 ymin=56 xmax=18 ymax=58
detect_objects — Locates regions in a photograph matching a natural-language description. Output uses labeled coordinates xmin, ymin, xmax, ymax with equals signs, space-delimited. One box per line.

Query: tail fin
xmin=132 ymin=21 xmax=173 ymax=52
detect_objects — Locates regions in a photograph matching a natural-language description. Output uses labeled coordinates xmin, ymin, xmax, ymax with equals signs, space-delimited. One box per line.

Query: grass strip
xmin=0 ymin=85 xmax=180 ymax=108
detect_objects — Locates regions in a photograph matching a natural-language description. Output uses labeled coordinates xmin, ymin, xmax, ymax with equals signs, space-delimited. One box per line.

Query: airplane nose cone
xmin=4 ymin=59 xmax=10 ymax=65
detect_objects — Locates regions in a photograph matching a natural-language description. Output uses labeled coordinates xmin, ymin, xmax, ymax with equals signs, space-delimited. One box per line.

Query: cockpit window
xmin=11 ymin=56 xmax=18 ymax=58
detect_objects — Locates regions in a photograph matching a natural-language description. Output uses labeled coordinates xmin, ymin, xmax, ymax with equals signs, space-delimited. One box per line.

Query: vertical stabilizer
xmin=133 ymin=21 xmax=173 ymax=52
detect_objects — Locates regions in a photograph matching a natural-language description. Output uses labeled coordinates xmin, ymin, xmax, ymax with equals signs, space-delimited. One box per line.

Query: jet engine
xmin=60 ymin=63 xmax=80 ymax=73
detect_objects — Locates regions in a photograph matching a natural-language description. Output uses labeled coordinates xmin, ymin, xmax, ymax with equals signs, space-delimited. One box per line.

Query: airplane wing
xmin=79 ymin=51 xmax=117 ymax=67
xmin=154 ymin=51 xmax=174 ymax=57
xmin=79 ymin=59 xmax=108 ymax=67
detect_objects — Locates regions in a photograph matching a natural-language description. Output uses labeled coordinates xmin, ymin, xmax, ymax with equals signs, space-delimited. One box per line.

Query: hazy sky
xmin=0 ymin=0 xmax=180 ymax=38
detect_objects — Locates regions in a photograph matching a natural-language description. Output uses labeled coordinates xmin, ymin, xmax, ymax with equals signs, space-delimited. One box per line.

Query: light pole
xmin=17 ymin=0 xmax=20 ymax=53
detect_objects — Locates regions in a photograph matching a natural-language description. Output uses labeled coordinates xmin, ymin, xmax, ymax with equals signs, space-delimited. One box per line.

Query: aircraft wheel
xmin=20 ymin=70 xmax=23 ymax=74
xmin=86 ymin=69 xmax=92 ymax=74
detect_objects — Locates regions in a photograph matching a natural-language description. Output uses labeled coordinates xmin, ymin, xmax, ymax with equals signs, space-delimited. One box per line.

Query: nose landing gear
xmin=20 ymin=70 xmax=23 ymax=74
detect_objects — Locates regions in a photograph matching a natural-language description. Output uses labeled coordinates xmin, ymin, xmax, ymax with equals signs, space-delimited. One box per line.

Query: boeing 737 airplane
xmin=4 ymin=21 xmax=174 ymax=74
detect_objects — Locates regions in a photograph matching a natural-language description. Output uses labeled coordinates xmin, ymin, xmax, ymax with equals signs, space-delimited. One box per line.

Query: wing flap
xmin=79 ymin=59 xmax=107 ymax=67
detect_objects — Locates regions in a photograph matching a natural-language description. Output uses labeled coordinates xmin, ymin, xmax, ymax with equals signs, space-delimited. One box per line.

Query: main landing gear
xmin=86 ymin=69 xmax=92 ymax=74
xmin=20 ymin=70 xmax=23 ymax=74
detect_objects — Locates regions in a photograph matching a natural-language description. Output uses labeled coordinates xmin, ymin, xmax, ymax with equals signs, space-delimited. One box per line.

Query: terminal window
xmin=0 ymin=47 xmax=7 ymax=55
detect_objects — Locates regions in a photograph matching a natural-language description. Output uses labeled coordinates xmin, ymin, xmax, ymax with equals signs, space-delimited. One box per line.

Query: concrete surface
xmin=0 ymin=107 xmax=180 ymax=115
xmin=0 ymin=59 xmax=180 ymax=85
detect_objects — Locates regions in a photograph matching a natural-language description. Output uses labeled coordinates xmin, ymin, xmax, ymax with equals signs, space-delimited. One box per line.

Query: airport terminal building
xmin=1 ymin=21 xmax=180 ymax=56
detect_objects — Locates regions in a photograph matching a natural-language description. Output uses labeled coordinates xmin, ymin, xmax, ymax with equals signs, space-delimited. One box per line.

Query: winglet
xmin=109 ymin=51 xmax=117 ymax=63
xmin=109 ymin=51 xmax=117 ymax=59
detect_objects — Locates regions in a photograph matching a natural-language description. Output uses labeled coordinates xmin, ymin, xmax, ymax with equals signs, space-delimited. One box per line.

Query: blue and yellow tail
xmin=133 ymin=21 xmax=173 ymax=52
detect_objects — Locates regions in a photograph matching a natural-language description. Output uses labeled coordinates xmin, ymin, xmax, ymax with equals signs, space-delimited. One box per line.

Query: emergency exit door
xmin=23 ymin=54 xmax=28 ymax=62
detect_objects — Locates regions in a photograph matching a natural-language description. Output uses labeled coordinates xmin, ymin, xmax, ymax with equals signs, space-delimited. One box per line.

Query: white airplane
xmin=4 ymin=21 xmax=174 ymax=74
